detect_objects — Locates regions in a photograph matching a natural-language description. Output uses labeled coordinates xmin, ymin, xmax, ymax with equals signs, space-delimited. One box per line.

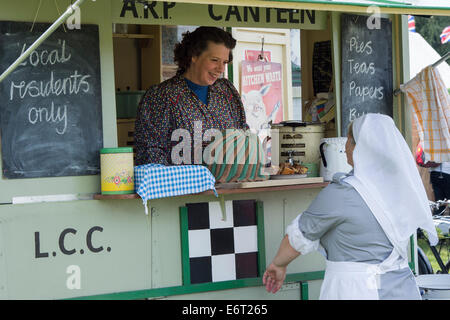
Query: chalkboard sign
xmin=341 ymin=13 xmax=393 ymax=136
xmin=0 ymin=22 xmax=103 ymax=179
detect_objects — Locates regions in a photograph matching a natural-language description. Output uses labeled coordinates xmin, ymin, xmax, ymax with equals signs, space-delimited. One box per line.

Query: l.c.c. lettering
xmin=34 ymin=226 xmax=111 ymax=258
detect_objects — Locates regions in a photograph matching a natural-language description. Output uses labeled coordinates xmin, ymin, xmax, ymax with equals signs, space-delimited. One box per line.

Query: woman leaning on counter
xmin=135 ymin=26 xmax=249 ymax=166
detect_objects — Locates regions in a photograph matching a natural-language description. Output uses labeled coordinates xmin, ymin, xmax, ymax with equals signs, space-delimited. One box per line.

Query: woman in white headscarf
xmin=263 ymin=113 xmax=438 ymax=300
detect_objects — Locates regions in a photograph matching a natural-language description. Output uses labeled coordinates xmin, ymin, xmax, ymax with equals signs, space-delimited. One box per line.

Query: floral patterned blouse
xmin=135 ymin=75 xmax=249 ymax=165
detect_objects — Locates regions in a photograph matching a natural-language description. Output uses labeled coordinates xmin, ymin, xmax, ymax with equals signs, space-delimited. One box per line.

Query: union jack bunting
xmin=440 ymin=26 xmax=450 ymax=44
xmin=408 ymin=15 xmax=416 ymax=32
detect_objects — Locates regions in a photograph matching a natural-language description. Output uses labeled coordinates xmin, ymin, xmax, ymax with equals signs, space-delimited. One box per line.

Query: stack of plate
xmin=203 ymin=129 xmax=269 ymax=183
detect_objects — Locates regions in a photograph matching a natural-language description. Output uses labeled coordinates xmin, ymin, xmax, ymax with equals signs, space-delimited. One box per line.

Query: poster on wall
xmin=240 ymin=60 xmax=283 ymax=136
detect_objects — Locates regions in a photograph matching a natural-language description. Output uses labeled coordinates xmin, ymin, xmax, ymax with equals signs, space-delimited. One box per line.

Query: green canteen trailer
xmin=0 ymin=0 xmax=448 ymax=299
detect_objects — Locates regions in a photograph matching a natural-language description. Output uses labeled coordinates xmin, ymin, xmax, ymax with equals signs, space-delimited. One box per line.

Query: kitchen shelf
xmin=93 ymin=181 xmax=329 ymax=200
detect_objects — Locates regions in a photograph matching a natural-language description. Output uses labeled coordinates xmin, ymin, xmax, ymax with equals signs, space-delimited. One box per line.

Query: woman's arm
xmin=263 ymin=235 xmax=300 ymax=293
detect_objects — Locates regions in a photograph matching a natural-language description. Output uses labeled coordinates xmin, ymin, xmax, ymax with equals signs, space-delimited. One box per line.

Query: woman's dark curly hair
xmin=174 ymin=27 xmax=236 ymax=76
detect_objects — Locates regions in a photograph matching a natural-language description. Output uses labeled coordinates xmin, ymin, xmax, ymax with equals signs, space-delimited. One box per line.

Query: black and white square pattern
xmin=186 ymin=200 xmax=259 ymax=284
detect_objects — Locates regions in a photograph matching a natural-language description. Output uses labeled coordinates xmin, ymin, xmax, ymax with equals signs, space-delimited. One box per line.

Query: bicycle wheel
xmin=418 ymin=246 xmax=434 ymax=275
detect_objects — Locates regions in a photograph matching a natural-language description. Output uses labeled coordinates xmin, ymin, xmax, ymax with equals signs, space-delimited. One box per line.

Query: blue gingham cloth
xmin=134 ymin=164 xmax=218 ymax=214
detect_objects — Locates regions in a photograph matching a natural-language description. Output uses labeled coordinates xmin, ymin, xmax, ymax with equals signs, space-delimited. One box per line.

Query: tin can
xmin=100 ymin=147 xmax=134 ymax=194
xmin=270 ymin=121 xmax=325 ymax=166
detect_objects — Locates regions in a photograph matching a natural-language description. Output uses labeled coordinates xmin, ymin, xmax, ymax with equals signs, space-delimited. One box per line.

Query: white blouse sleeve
xmin=286 ymin=214 xmax=320 ymax=255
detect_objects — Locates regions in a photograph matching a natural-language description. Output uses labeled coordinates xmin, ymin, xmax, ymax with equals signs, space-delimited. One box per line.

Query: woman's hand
xmin=262 ymin=235 xmax=300 ymax=294
xmin=262 ymin=262 xmax=287 ymax=294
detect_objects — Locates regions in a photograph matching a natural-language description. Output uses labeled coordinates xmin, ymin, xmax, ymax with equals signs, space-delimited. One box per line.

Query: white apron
xmin=319 ymin=249 xmax=411 ymax=300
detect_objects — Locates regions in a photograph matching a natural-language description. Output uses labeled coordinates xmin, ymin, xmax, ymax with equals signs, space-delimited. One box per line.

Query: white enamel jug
xmin=319 ymin=137 xmax=352 ymax=181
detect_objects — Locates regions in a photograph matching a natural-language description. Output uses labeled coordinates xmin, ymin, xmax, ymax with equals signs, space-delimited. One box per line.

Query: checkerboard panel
xmin=186 ymin=202 xmax=210 ymax=230
xmin=208 ymin=201 xmax=234 ymax=228
xmin=189 ymin=257 xmax=212 ymax=284
xmin=186 ymin=200 xmax=259 ymax=284
xmin=212 ymin=254 xmax=236 ymax=282
xmin=236 ymin=252 xmax=258 ymax=279
xmin=188 ymin=229 xmax=211 ymax=258
xmin=234 ymin=226 xmax=258 ymax=253
xmin=211 ymin=228 xmax=235 ymax=255
xmin=233 ymin=200 xmax=257 ymax=226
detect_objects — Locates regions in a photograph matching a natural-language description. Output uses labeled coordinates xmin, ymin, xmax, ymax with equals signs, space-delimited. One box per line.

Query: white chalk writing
xmin=346 ymin=35 xmax=384 ymax=102
xmin=19 ymin=39 xmax=71 ymax=67
xmin=10 ymin=39 xmax=91 ymax=135
xmin=28 ymin=102 xmax=67 ymax=135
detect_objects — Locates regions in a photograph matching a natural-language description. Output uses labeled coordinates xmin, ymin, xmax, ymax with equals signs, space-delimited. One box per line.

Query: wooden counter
xmin=93 ymin=177 xmax=329 ymax=200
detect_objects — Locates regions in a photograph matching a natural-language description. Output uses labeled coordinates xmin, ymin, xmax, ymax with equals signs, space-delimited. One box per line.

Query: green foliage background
xmin=414 ymin=15 xmax=450 ymax=57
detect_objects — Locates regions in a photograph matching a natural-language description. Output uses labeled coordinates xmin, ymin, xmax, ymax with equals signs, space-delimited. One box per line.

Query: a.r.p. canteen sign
xmin=112 ymin=1 xmax=327 ymax=30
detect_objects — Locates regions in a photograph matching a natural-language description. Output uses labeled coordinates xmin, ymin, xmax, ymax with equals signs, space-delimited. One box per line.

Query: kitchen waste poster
xmin=241 ymin=53 xmax=283 ymax=169
xmin=241 ymin=58 xmax=283 ymax=134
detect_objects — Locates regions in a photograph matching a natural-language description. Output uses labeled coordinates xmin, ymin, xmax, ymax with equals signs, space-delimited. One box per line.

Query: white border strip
xmin=12 ymin=193 xmax=94 ymax=205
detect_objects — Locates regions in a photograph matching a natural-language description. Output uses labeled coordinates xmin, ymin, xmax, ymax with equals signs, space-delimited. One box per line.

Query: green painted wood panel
xmin=0 ymin=188 xmax=327 ymax=299
xmin=0 ymin=199 xmax=151 ymax=299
